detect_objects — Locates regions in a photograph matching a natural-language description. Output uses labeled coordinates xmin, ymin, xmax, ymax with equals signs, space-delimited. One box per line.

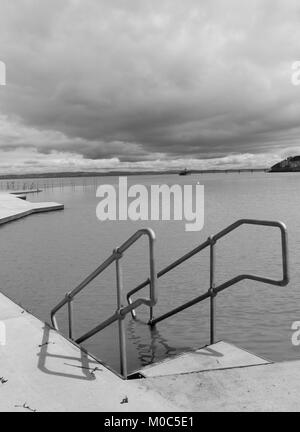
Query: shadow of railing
xmin=37 ymin=324 xmax=101 ymax=381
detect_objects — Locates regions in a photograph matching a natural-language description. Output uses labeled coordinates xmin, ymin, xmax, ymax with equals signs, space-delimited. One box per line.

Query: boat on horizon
xmin=179 ymin=168 xmax=191 ymax=176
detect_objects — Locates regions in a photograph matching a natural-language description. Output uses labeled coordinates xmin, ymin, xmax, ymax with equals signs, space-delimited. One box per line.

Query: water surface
xmin=1 ymin=172 xmax=300 ymax=374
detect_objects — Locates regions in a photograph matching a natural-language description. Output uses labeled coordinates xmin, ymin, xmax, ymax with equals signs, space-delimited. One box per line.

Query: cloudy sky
xmin=0 ymin=0 xmax=300 ymax=173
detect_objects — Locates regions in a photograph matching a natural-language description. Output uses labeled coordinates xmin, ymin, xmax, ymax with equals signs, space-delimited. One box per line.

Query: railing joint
xmin=116 ymin=308 xmax=126 ymax=320
xmin=208 ymin=236 xmax=217 ymax=246
xmin=148 ymin=317 xmax=155 ymax=326
xmin=209 ymin=287 xmax=216 ymax=297
xmin=113 ymin=248 xmax=123 ymax=260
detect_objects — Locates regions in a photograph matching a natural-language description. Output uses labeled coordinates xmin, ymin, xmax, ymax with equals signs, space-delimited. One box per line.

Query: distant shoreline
xmin=0 ymin=168 xmax=268 ymax=180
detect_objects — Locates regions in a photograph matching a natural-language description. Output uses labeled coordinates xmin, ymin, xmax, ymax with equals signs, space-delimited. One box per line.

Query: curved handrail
xmin=50 ymin=228 xmax=156 ymax=331
xmin=50 ymin=228 xmax=156 ymax=378
xmin=214 ymin=219 xmax=288 ymax=287
xmin=49 ymin=219 xmax=289 ymax=377
xmin=127 ymin=219 xmax=289 ymax=325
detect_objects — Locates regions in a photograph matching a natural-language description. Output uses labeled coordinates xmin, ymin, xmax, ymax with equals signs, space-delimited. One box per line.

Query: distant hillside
xmin=270 ymin=156 xmax=300 ymax=172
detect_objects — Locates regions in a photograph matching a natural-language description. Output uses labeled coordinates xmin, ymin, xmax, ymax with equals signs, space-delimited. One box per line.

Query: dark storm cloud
xmin=0 ymin=0 xmax=300 ymax=170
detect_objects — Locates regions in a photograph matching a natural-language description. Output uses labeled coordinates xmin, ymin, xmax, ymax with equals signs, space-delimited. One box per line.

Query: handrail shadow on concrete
xmin=37 ymin=324 xmax=101 ymax=381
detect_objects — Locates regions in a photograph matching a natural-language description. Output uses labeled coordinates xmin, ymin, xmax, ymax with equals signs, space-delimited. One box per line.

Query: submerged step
xmin=130 ymin=341 xmax=270 ymax=378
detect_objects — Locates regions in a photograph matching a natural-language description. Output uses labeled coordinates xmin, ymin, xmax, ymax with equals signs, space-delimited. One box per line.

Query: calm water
xmin=1 ymin=172 xmax=300 ymax=374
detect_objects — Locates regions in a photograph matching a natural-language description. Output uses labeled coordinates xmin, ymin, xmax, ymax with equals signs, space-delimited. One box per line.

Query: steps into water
xmin=129 ymin=341 xmax=270 ymax=379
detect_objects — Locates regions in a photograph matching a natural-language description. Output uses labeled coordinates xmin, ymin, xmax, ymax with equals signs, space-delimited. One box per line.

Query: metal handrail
xmin=50 ymin=228 xmax=156 ymax=378
xmin=127 ymin=219 xmax=289 ymax=343
xmin=50 ymin=219 xmax=288 ymax=378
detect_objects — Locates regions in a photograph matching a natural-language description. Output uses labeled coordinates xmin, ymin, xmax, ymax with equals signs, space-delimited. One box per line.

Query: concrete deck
xmin=2 ymin=287 xmax=300 ymax=411
xmin=0 ymin=292 xmax=176 ymax=412
xmin=9 ymin=189 xmax=43 ymax=195
xmin=141 ymin=360 xmax=300 ymax=411
xmin=0 ymin=192 xmax=63 ymax=226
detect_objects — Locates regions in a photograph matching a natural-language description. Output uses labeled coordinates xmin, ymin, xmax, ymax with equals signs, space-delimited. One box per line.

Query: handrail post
xmin=149 ymin=235 xmax=156 ymax=325
xmin=66 ymin=293 xmax=73 ymax=340
xmin=209 ymin=237 xmax=216 ymax=345
xmin=114 ymin=249 xmax=127 ymax=379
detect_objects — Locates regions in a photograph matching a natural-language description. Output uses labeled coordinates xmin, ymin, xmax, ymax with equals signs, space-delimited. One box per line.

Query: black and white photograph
xmin=0 ymin=0 xmax=300 ymax=415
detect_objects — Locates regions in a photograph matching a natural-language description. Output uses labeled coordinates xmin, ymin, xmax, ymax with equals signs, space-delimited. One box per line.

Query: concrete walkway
xmin=0 ymin=292 xmax=176 ymax=412
xmin=0 ymin=192 xmax=63 ymax=225
xmin=2 ymin=288 xmax=300 ymax=411
xmin=142 ymin=359 xmax=300 ymax=411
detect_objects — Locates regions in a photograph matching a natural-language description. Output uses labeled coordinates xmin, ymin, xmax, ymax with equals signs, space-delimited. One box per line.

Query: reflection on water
xmin=127 ymin=318 xmax=187 ymax=368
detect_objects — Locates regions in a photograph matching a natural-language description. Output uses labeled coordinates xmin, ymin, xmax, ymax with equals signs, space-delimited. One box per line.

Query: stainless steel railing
xmin=50 ymin=228 xmax=156 ymax=378
xmin=51 ymin=219 xmax=289 ymax=379
xmin=127 ymin=219 xmax=289 ymax=344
